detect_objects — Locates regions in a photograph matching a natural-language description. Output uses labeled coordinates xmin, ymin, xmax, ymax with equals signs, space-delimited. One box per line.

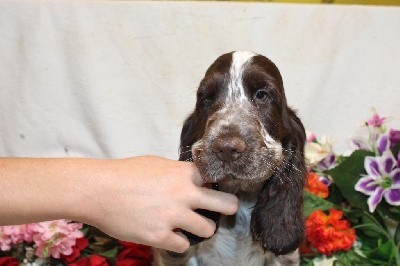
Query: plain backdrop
xmin=0 ymin=0 xmax=399 ymax=159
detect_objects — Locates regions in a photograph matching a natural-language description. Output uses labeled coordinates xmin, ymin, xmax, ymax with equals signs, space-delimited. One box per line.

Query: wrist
xmin=65 ymin=158 xmax=112 ymax=226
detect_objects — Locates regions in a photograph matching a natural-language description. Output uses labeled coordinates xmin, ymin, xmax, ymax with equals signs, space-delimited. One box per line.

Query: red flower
xmin=61 ymin=237 xmax=89 ymax=263
xmin=299 ymin=241 xmax=314 ymax=257
xmin=305 ymin=209 xmax=356 ymax=256
xmin=0 ymin=257 xmax=19 ymax=266
xmin=68 ymin=255 xmax=109 ymax=266
xmin=117 ymin=241 xmax=152 ymax=266
xmin=306 ymin=172 xmax=329 ymax=198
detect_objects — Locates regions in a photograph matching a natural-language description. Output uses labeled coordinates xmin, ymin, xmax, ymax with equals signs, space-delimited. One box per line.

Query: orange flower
xmin=306 ymin=172 xmax=329 ymax=198
xmin=305 ymin=209 xmax=356 ymax=256
xmin=299 ymin=241 xmax=314 ymax=257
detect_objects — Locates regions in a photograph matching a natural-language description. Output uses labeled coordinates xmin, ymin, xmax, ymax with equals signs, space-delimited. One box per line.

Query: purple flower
xmin=352 ymin=138 xmax=370 ymax=151
xmin=319 ymin=175 xmax=333 ymax=187
xmin=377 ymin=133 xmax=390 ymax=155
xmin=355 ymin=150 xmax=400 ymax=213
xmin=317 ymin=153 xmax=337 ymax=171
xmin=398 ymin=153 xmax=400 ymax=168
xmin=389 ymin=129 xmax=400 ymax=149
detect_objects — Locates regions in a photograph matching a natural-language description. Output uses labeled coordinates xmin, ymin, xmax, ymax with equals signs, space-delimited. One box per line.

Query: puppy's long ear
xmin=251 ymin=108 xmax=306 ymax=256
xmin=179 ymin=114 xmax=197 ymax=162
xmin=178 ymin=113 xmax=221 ymax=245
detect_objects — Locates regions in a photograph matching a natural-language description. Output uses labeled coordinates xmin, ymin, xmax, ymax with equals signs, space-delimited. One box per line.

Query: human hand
xmin=84 ymin=156 xmax=238 ymax=253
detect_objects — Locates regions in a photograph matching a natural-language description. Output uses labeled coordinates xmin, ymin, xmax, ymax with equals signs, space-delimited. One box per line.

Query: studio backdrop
xmin=0 ymin=0 xmax=399 ymax=159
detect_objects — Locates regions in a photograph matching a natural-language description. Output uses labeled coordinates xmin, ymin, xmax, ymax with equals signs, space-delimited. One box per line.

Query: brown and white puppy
xmin=157 ymin=51 xmax=306 ymax=266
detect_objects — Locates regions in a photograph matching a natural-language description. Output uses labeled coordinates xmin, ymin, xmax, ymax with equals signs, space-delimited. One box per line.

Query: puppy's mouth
xmin=202 ymin=172 xmax=239 ymax=186
xmin=215 ymin=172 xmax=239 ymax=183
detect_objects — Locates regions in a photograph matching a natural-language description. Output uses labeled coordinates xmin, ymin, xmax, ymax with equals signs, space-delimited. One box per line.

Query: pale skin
xmin=0 ymin=156 xmax=239 ymax=253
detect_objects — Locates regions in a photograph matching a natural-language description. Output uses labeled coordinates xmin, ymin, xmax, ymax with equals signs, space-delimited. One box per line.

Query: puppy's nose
xmin=212 ymin=136 xmax=246 ymax=161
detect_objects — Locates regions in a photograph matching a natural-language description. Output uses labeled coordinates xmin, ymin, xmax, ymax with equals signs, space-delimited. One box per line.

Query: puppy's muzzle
xmin=211 ymin=135 xmax=246 ymax=161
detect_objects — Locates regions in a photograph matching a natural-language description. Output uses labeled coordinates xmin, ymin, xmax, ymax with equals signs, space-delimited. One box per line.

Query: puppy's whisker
xmin=179 ymin=150 xmax=193 ymax=155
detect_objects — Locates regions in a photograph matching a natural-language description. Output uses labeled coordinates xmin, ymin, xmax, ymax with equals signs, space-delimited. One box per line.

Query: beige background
xmin=0 ymin=1 xmax=399 ymax=159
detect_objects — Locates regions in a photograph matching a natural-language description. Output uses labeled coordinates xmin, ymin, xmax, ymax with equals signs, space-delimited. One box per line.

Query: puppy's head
xmin=180 ymin=51 xmax=306 ymax=255
xmin=181 ymin=51 xmax=302 ymax=192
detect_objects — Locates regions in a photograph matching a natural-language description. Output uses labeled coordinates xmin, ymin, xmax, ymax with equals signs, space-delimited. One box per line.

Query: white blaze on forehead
xmin=228 ymin=51 xmax=257 ymax=101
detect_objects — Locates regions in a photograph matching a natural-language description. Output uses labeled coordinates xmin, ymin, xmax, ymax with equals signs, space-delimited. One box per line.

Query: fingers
xmin=160 ymin=231 xmax=190 ymax=253
xmin=183 ymin=162 xmax=239 ymax=215
xmin=186 ymin=163 xmax=206 ymax=187
xmin=193 ymin=187 xmax=239 ymax=216
xmin=175 ymin=210 xmax=217 ymax=239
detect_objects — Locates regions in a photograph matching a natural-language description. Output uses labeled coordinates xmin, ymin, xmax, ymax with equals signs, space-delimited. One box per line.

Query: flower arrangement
xmin=0 ymin=221 xmax=152 ymax=265
xmin=302 ymin=110 xmax=400 ymax=265
xmin=1 ymin=109 xmax=399 ymax=265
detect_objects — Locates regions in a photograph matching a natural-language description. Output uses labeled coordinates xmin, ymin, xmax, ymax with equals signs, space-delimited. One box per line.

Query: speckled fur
xmin=155 ymin=51 xmax=306 ymax=266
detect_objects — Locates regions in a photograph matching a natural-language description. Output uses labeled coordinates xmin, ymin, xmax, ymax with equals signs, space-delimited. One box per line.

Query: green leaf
xmin=390 ymin=206 xmax=400 ymax=219
xmin=326 ymin=184 xmax=345 ymax=205
xmin=81 ymin=249 xmax=92 ymax=257
xmin=361 ymin=213 xmax=388 ymax=238
xmin=362 ymin=239 xmax=394 ymax=263
xmin=375 ymin=199 xmax=400 ymax=221
xmin=99 ymin=247 xmax=118 ymax=259
xmin=300 ymin=257 xmax=316 ymax=266
xmin=327 ymin=150 xmax=374 ymax=210
xmin=80 ymin=225 xmax=90 ymax=237
xmin=395 ymin=222 xmax=400 ymax=244
xmin=334 ymin=249 xmax=373 ymax=265
xmin=304 ymin=191 xmax=335 ymax=217
xmin=393 ymin=143 xmax=400 ymax=158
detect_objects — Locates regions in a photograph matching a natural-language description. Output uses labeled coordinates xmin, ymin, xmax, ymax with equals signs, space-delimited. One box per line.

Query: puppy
xmin=156 ymin=51 xmax=306 ymax=266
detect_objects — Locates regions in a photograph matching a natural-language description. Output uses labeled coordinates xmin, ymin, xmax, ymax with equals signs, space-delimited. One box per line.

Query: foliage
xmin=302 ymin=110 xmax=400 ymax=265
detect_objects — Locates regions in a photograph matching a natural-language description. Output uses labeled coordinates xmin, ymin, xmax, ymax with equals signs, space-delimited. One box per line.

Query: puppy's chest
xmin=190 ymin=200 xmax=269 ymax=266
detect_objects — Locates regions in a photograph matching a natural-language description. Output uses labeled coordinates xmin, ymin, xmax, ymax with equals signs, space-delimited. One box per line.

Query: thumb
xmin=184 ymin=162 xmax=207 ymax=187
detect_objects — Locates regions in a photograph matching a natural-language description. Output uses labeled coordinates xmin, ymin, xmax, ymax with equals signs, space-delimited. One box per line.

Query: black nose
xmin=211 ymin=136 xmax=246 ymax=161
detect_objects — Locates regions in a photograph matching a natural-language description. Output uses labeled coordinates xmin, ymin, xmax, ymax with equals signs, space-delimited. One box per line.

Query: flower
xmin=352 ymin=110 xmax=389 ymax=152
xmin=299 ymin=241 xmax=314 ymax=257
xmin=0 ymin=227 xmax=12 ymax=251
xmin=376 ymin=133 xmax=390 ymax=155
xmin=313 ymin=256 xmax=338 ymax=266
xmin=305 ymin=209 xmax=356 ymax=256
xmin=389 ymin=129 xmax=400 ymax=149
xmin=306 ymin=172 xmax=329 ymax=198
xmin=33 ymin=220 xmax=84 ymax=258
xmin=61 ymin=237 xmax=89 ymax=263
xmin=2 ymin=224 xmax=37 ymax=244
xmin=0 ymin=256 xmax=19 ymax=266
xmin=355 ymin=150 xmax=400 ymax=212
xmin=302 ymin=110 xmax=400 ymax=265
xmin=398 ymin=152 xmax=400 ymax=168
xmin=305 ymin=135 xmax=335 ymax=166
xmin=368 ymin=114 xmax=386 ymax=128
xmin=68 ymin=255 xmax=109 ymax=266
xmin=116 ymin=241 xmax=152 ymax=266
xmin=317 ymin=153 xmax=337 ymax=171
xmin=306 ymin=131 xmax=317 ymax=142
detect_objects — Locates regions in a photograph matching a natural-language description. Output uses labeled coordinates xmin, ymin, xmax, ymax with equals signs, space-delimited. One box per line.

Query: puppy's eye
xmin=200 ymin=97 xmax=213 ymax=107
xmin=201 ymin=98 xmax=211 ymax=105
xmin=254 ymin=89 xmax=269 ymax=102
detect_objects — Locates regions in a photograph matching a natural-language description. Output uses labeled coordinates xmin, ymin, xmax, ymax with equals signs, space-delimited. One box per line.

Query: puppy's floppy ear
xmin=251 ymin=108 xmax=306 ymax=256
xmin=178 ymin=113 xmax=221 ymax=245
xmin=179 ymin=114 xmax=196 ymax=162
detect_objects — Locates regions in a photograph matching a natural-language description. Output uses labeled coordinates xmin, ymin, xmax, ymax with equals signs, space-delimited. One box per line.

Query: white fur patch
xmin=187 ymin=199 xmax=284 ymax=266
xmin=228 ymin=51 xmax=257 ymax=101
xmin=259 ymin=121 xmax=283 ymax=161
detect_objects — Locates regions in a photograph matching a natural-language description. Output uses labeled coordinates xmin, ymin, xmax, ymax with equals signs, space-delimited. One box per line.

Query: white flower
xmin=313 ymin=256 xmax=337 ymax=266
xmin=305 ymin=135 xmax=335 ymax=166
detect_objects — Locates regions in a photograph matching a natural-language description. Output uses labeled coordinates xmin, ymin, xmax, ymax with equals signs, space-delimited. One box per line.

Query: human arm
xmin=0 ymin=156 xmax=238 ymax=253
